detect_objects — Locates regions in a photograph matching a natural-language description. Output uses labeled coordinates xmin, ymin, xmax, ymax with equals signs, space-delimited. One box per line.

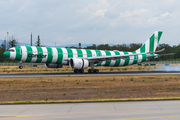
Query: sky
xmin=0 ymin=0 xmax=180 ymax=46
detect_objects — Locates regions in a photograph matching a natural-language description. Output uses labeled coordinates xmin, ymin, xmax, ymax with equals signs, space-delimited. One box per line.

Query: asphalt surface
xmin=0 ymin=100 xmax=180 ymax=120
xmin=0 ymin=71 xmax=180 ymax=78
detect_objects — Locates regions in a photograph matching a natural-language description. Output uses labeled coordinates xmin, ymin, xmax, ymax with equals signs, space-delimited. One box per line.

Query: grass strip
xmin=1 ymin=97 xmax=180 ymax=104
xmin=1 ymin=75 xmax=180 ymax=104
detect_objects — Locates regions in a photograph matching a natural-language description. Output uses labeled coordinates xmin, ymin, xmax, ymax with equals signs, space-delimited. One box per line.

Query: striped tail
xmin=135 ymin=31 xmax=163 ymax=53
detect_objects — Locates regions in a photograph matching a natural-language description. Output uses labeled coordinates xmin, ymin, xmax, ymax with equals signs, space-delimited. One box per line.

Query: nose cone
xmin=3 ymin=51 xmax=10 ymax=58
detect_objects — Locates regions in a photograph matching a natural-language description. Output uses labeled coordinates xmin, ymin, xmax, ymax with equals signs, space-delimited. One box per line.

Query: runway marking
xmin=0 ymin=115 xmax=41 ymax=118
xmin=111 ymin=115 xmax=180 ymax=120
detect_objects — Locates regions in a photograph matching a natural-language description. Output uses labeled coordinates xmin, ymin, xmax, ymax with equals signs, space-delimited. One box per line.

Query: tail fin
xmin=135 ymin=31 xmax=163 ymax=53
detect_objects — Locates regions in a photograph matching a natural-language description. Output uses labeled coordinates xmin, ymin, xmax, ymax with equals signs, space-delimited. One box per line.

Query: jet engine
xmin=45 ymin=63 xmax=63 ymax=68
xmin=69 ymin=58 xmax=89 ymax=69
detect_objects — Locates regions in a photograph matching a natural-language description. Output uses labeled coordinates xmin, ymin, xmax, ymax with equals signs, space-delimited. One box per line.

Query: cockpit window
xmin=8 ymin=49 xmax=15 ymax=52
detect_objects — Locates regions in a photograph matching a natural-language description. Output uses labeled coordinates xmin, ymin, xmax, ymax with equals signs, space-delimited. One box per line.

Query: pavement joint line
xmin=111 ymin=115 xmax=180 ymax=120
xmin=1 ymin=106 xmax=180 ymax=112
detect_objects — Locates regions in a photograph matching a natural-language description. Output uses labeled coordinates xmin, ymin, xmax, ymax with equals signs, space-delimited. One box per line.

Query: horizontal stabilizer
xmin=158 ymin=53 xmax=175 ymax=56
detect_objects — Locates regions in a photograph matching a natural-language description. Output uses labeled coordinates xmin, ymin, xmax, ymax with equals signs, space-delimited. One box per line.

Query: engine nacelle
xmin=69 ymin=58 xmax=89 ymax=69
xmin=45 ymin=63 xmax=63 ymax=68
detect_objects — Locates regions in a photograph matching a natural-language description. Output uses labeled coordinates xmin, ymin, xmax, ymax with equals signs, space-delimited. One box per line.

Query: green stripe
xmin=142 ymin=54 xmax=146 ymax=62
xmin=95 ymin=50 xmax=101 ymax=56
xmin=104 ymin=51 xmax=111 ymax=66
xmin=96 ymin=63 xmax=101 ymax=66
xmin=6 ymin=51 xmax=10 ymax=58
xmin=85 ymin=49 xmax=92 ymax=57
xmin=140 ymin=44 xmax=145 ymax=53
xmin=66 ymin=48 xmax=73 ymax=58
xmin=132 ymin=51 xmax=138 ymax=64
xmin=76 ymin=49 xmax=83 ymax=57
xmin=56 ymin=48 xmax=63 ymax=64
xmin=95 ymin=50 xmax=102 ymax=66
xmin=15 ymin=47 xmax=22 ymax=61
xmin=46 ymin=47 xmax=53 ymax=63
xmin=114 ymin=51 xmax=120 ymax=66
xmin=158 ymin=32 xmax=162 ymax=43
xmin=140 ymin=44 xmax=146 ymax=62
xmin=36 ymin=47 xmax=43 ymax=63
xmin=123 ymin=52 xmax=129 ymax=66
xmin=149 ymin=34 xmax=154 ymax=52
xmin=25 ymin=46 xmax=33 ymax=62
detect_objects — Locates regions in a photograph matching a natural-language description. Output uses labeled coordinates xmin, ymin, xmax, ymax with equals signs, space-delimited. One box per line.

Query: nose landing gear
xmin=19 ymin=61 xmax=23 ymax=69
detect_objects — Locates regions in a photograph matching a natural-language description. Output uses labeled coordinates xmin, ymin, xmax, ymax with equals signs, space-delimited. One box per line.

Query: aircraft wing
xmin=87 ymin=48 xmax=167 ymax=63
xmin=87 ymin=52 xmax=148 ymax=63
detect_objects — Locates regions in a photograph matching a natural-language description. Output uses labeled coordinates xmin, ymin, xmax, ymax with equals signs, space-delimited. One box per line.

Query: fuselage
xmin=3 ymin=46 xmax=148 ymax=67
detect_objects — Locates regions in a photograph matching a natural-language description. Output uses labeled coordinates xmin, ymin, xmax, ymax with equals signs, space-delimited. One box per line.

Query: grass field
xmin=0 ymin=75 xmax=180 ymax=104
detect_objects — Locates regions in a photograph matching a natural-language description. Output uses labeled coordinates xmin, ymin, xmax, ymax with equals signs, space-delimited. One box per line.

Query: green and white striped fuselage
xmin=7 ymin=46 xmax=149 ymax=67
xmin=4 ymin=31 xmax=164 ymax=71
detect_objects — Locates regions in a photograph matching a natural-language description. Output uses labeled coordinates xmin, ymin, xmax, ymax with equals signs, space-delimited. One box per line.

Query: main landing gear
xmin=73 ymin=69 xmax=99 ymax=73
xmin=73 ymin=63 xmax=99 ymax=73
xmin=88 ymin=63 xmax=99 ymax=73
xmin=19 ymin=61 xmax=23 ymax=69
xmin=74 ymin=69 xmax=84 ymax=73
xmin=88 ymin=69 xmax=99 ymax=73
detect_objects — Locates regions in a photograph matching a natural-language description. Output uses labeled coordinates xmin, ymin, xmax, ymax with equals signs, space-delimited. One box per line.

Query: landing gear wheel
xmin=19 ymin=61 xmax=23 ymax=69
xmin=19 ymin=66 xmax=23 ymax=69
xmin=88 ymin=69 xmax=93 ymax=73
xmin=79 ymin=69 xmax=84 ymax=73
xmin=74 ymin=69 xmax=79 ymax=73
xmin=93 ymin=69 xmax=99 ymax=73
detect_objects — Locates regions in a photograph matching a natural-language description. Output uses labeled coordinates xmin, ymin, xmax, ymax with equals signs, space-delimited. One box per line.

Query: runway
xmin=0 ymin=100 xmax=180 ymax=120
xmin=0 ymin=70 xmax=180 ymax=78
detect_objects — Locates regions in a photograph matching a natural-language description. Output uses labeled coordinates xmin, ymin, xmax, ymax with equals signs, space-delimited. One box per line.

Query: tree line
xmin=67 ymin=43 xmax=180 ymax=61
xmin=0 ymin=35 xmax=41 ymax=62
xmin=0 ymin=36 xmax=179 ymax=62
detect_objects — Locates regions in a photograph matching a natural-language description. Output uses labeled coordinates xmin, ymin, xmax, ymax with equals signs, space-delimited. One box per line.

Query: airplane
xmin=3 ymin=31 xmax=173 ymax=73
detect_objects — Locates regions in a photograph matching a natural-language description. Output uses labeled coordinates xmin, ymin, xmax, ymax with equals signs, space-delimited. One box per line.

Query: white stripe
xmin=154 ymin=31 xmax=158 ymax=51
xmin=61 ymin=48 xmax=68 ymax=65
xmin=91 ymin=50 xmax=96 ymax=57
xmin=51 ymin=47 xmax=58 ymax=63
xmin=72 ymin=49 xmax=78 ymax=58
xmin=128 ymin=52 xmax=134 ymax=65
xmin=31 ymin=46 xmax=37 ymax=63
xmin=81 ymin=49 xmax=87 ymax=58
xmin=136 ymin=49 xmax=140 ymax=53
xmin=145 ymin=39 xmax=149 ymax=53
xmin=41 ymin=47 xmax=48 ymax=63
xmin=110 ymin=51 xmax=115 ymax=66
xmin=119 ymin=52 xmax=125 ymax=66
xmin=100 ymin=50 xmax=106 ymax=66
xmin=9 ymin=48 xmax=16 ymax=60
xmin=138 ymin=55 xmax=142 ymax=63
xmin=20 ymin=46 xmax=27 ymax=62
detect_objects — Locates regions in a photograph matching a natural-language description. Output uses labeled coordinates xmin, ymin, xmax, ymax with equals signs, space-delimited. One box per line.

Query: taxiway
xmin=0 ymin=100 xmax=180 ymax=120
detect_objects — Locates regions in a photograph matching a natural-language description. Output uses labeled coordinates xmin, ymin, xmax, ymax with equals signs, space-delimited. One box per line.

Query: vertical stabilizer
xmin=135 ymin=31 xmax=163 ymax=53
